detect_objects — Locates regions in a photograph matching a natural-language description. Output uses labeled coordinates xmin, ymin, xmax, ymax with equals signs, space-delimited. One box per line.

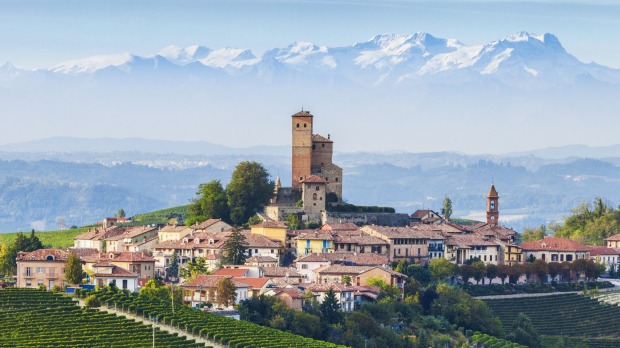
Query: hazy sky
xmin=1 ymin=0 xmax=619 ymax=69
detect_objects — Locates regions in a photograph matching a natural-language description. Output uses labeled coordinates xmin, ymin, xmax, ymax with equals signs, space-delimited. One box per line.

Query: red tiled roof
xmin=444 ymin=233 xmax=500 ymax=248
xmin=411 ymin=210 xmax=436 ymax=219
xmin=520 ymin=237 xmax=589 ymax=252
xmin=192 ymin=219 xmax=225 ymax=230
xmin=276 ymin=289 xmax=305 ymax=299
xmin=246 ymin=256 xmax=278 ymax=263
xmin=306 ymin=282 xmax=355 ymax=293
xmin=262 ymin=267 xmax=302 ymax=278
xmin=296 ymin=252 xmax=388 ymax=266
xmin=16 ymin=249 xmax=69 ymax=262
xmin=320 ymin=223 xmax=359 ymax=231
xmin=604 ymin=233 xmax=620 ymax=242
xmin=294 ymin=230 xmax=335 ymax=241
xmin=232 ymin=277 xmax=271 ymax=289
xmin=93 ymin=264 xmax=138 ymax=278
xmin=588 ymin=246 xmax=620 ymax=256
xmin=311 ymin=134 xmax=332 ymax=143
xmin=363 ymin=226 xmax=444 ymax=240
xmin=159 ymin=225 xmax=191 ymax=233
xmin=300 ymin=175 xmax=327 ymax=184
xmin=292 ymin=110 xmax=313 ymax=117
xmin=488 ymin=184 xmax=498 ymax=198
xmin=101 ymin=252 xmax=156 ymax=262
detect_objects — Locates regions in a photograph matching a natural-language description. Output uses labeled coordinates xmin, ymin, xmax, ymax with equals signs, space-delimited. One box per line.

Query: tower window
xmin=312 ymin=145 xmax=315 ymax=150
xmin=313 ymin=193 xmax=317 ymax=200
xmin=304 ymin=123 xmax=307 ymax=128
xmin=316 ymin=186 xmax=320 ymax=191
xmin=322 ymin=143 xmax=325 ymax=148
xmin=300 ymin=177 xmax=303 ymax=181
xmin=335 ymin=178 xmax=339 ymax=182
xmin=297 ymin=123 xmax=299 ymax=128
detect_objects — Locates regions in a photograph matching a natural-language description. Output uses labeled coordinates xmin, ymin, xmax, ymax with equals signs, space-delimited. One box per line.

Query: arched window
xmin=46 ymin=255 xmax=54 ymax=261
xmin=304 ymin=123 xmax=307 ymax=128
xmin=316 ymin=186 xmax=320 ymax=191
xmin=313 ymin=193 xmax=317 ymax=200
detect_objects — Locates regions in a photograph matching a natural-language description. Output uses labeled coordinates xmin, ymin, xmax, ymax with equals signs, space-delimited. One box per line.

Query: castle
xmin=263 ymin=110 xmax=344 ymax=223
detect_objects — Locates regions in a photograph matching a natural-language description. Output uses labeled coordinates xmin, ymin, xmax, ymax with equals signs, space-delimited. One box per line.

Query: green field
xmin=131 ymin=205 xmax=190 ymax=226
xmin=483 ymin=293 xmax=620 ymax=348
xmin=0 ymin=227 xmax=88 ymax=248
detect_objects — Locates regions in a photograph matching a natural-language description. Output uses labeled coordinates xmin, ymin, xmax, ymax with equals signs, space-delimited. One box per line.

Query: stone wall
xmin=323 ymin=212 xmax=410 ymax=227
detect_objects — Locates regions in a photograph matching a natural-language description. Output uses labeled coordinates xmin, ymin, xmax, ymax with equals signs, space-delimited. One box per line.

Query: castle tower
xmin=292 ymin=110 xmax=313 ymax=189
xmin=486 ymin=184 xmax=499 ymax=225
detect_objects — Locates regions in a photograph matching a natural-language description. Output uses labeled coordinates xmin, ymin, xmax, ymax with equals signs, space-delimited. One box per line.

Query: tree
xmin=166 ymin=251 xmax=179 ymax=282
xmin=460 ymin=264 xmax=474 ymax=284
xmin=521 ymin=225 xmax=548 ymax=242
xmin=319 ymin=287 xmax=343 ymax=325
xmin=533 ymin=259 xmax=549 ymax=283
xmin=441 ymin=195 xmax=453 ymax=220
xmin=497 ymin=264 xmax=510 ymax=284
xmin=508 ymin=313 xmax=542 ymax=348
xmin=0 ymin=231 xmax=44 ymax=276
xmin=139 ymin=279 xmax=171 ymax=301
xmin=216 ymin=277 xmax=237 ymax=307
xmin=471 ymin=261 xmax=486 ymax=285
xmin=286 ymin=213 xmax=301 ymax=230
xmin=508 ymin=263 xmax=523 ymax=284
xmin=291 ymin=311 xmax=322 ymax=339
xmin=179 ymin=257 xmax=210 ymax=281
xmin=485 ymin=263 xmax=498 ymax=282
xmin=342 ymin=275 xmax=352 ymax=286
xmin=117 ymin=208 xmax=126 ymax=218
xmin=429 ymin=258 xmax=454 ymax=283
xmin=366 ymin=277 xmax=401 ymax=302
xmin=548 ymin=262 xmax=562 ymax=282
xmin=220 ymin=228 xmax=248 ymax=265
xmin=65 ymin=252 xmax=83 ymax=285
xmin=226 ymin=161 xmax=274 ymax=225
xmin=188 ymin=180 xmax=229 ymax=225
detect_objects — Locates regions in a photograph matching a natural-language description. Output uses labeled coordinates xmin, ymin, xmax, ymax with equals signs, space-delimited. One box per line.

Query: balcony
xmin=23 ymin=272 xmax=34 ymax=278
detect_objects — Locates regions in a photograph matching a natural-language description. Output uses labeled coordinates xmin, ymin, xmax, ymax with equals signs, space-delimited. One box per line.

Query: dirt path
xmin=76 ymin=299 xmax=226 ymax=348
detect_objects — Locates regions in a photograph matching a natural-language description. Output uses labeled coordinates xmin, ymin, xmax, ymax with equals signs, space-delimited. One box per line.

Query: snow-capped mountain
xmin=17 ymin=31 xmax=616 ymax=88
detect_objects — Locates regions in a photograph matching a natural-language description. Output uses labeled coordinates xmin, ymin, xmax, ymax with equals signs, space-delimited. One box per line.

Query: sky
xmin=1 ymin=0 xmax=619 ymax=69
xmin=1 ymin=0 xmax=619 ymax=154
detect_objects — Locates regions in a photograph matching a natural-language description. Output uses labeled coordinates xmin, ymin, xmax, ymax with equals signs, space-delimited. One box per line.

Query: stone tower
xmin=292 ymin=110 xmax=313 ymax=189
xmin=486 ymin=184 xmax=499 ymax=225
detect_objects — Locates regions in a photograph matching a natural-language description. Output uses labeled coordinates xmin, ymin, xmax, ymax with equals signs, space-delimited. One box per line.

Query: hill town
xmin=3 ymin=111 xmax=620 ymax=348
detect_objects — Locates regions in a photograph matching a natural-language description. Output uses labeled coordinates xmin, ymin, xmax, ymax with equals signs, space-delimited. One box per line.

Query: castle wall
xmin=292 ymin=113 xmax=313 ymax=189
xmin=322 ymin=212 xmax=410 ymax=227
xmin=311 ymin=141 xmax=333 ymax=169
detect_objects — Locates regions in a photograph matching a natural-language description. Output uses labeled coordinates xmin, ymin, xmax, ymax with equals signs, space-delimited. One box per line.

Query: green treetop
xmin=220 ymin=228 xmax=248 ymax=265
xmin=65 ymin=252 xmax=83 ymax=285
xmin=226 ymin=161 xmax=274 ymax=225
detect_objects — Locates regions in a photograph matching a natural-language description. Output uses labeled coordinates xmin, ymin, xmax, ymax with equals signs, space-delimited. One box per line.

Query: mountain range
xmin=3 ymin=31 xmax=618 ymax=88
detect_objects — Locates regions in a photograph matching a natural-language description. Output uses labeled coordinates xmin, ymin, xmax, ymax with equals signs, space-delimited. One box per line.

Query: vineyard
xmin=0 ymin=288 xmax=206 ymax=347
xmin=483 ymin=293 xmax=620 ymax=348
xmin=88 ymin=287 xmax=346 ymax=348
xmin=470 ymin=332 xmax=527 ymax=348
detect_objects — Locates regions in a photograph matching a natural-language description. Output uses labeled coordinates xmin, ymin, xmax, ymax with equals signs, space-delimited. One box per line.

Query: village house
xmin=314 ymin=264 xmax=406 ymax=290
xmin=91 ymin=261 xmax=139 ymax=291
xmin=81 ymin=251 xmax=156 ymax=280
xmin=362 ymin=225 xmax=445 ymax=263
xmin=295 ymin=252 xmax=389 ymax=283
xmin=181 ymin=275 xmax=250 ymax=308
xmin=73 ymin=226 xmax=125 ymax=251
xmin=604 ymin=233 xmax=620 ymax=248
xmin=294 ymin=230 xmax=336 ymax=256
xmin=319 ymin=222 xmax=360 ymax=232
xmin=191 ymin=218 xmax=232 ymax=233
xmin=262 ymin=266 xmax=304 ymax=284
xmin=588 ymin=246 xmax=620 ymax=271
xmin=105 ymin=226 xmax=158 ymax=252
xmin=232 ymin=277 xmax=275 ymax=297
xmin=16 ymin=249 xmax=69 ymax=289
xmin=410 ymin=210 xmax=443 ymax=224
xmin=333 ymin=230 xmax=389 ymax=255
xmin=502 ymin=243 xmax=523 ymax=265
xmin=520 ymin=237 xmax=590 ymax=262
xmin=245 ymin=255 xmax=279 ymax=268
xmin=306 ymin=283 xmax=355 ymax=312
xmin=158 ymin=224 xmax=193 ymax=242
xmin=273 ymin=289 xmax=306 ymax=310
xmin=443 ymin=233 xmax=502 ymax=265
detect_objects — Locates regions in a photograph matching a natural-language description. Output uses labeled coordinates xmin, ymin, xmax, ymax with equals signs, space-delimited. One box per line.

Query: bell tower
xmin=486 ymin=183 xmax=499 ymax=225
xmin=291 ymin=110 xmax=313 ymax=190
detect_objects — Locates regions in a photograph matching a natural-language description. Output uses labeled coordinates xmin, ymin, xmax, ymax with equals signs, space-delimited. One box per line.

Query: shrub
xmin=85 ymin=294 xmax=101 ymax=308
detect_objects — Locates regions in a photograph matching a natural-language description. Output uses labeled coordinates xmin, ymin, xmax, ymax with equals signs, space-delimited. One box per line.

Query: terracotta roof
xmin=93 ymin=264 xmax=138 ymax=278
xmin=334 ymin=231 xmax=388 ymax=246
xmin=589 ymin=246 xmax=620 ymax=256
xmin=300 ymin=175 xmax=327 ymax=184
xmin=74 ymin=226 xmax=125 ymax=241
xmin=315 ymin=265 xmax=373 ymax=275
xmin=320 ymin=223 xmax=359 ymax=231
xmin=192 ymin=219 xmax=226 ymax=230
xmin=473 ymin=224 xmax=517 ymax=241
xmin=68 ymin=248 xmax=100 ymax=258
xmin=213 ymin=268 xmax=249 ymax=277
xmin=296 ymin=252 xmax=389 ymax=266
xmin=252 ymin=221 xmax=288 ymax=229
xmin=275 ymin=289 xmax=305 ymax=299
xmin=262 ymin=267 xmax=302 ymax=278
xmin=16 ymin=249 xmax=69 ymax=262
xmin=182 ymin=275 xmax=249 ymax=288
xmin=244 ymin=232 xmax=283 ymax=248
xmin=159 ymin=225 xmax=191 ymax=233
xmin=294 ymin=230 xmax=335 ymax=241
xmin=488 ymin=184 xmax=499 ymax=198
xmin=410 ymin=210 xmax=436 ymax=219
xmin=520 ymin=237 xmax=589 ymax=252
xmin=232 ymin=277 xmax=271 ymax=289
xmin=604 ymin=233 xmax=620 ymax=242
xmin=444 ymin=233 xmax=500 ymax=248
xmin=311 ymin=134 xmax=332 ymax=143
xmin=412 ymin=223 xmax=464 ymax=234
xmin=363 ymin=226 xmax=444 ymax=240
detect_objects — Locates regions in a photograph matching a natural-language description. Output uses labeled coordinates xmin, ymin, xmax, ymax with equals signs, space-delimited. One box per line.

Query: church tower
xmin=291 ymin=110 xmax=313 ymax=190
xmin=486 ymin=184 xmax=499 ymax=225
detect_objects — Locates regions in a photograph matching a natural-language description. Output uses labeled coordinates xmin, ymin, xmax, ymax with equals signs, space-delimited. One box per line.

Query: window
xmin=335 ymin=178 xmax=339 ymax=182
xmin=300 ymin=176 xmax=303 ymax=181
xmin=313 ymin=193 xmax=317 ymax=200
xmin=306 ymin=240 xmax=310 ymax=248
xmin=322 ymin=143 xmax=325 ymax=148
xmin=316 ymin=186 xmax=320 ymax=191
xmin=25 ymin=267 xmax=32 ymax=276
xmin=304 ymin=123 xmax=307 ymax=128
xmin=37 ymin=267 xmax=44 ymax=273
xmin=38 ymin=280 xmax=43 ymax=285
xmin=296 ymin=123 xmax=299 ymax=128
xmin=301 ymin=264 xmax=308 ymax=269
xmin=26 ymin=280 xmax=31 ymax=286
xmin=490 ymin=200 xmax=495 ymax=210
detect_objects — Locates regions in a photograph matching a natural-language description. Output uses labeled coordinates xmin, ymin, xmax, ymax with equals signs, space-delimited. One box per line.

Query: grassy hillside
xmin=0 ymin=227 xmax=88 ymax=248
xmin=131 ymin=205 xmax=190 ymax=226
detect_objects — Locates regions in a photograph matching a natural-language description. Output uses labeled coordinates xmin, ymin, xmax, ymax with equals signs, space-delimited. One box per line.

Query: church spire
xmin=486 ymin=183 xmax=499 ymax=225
